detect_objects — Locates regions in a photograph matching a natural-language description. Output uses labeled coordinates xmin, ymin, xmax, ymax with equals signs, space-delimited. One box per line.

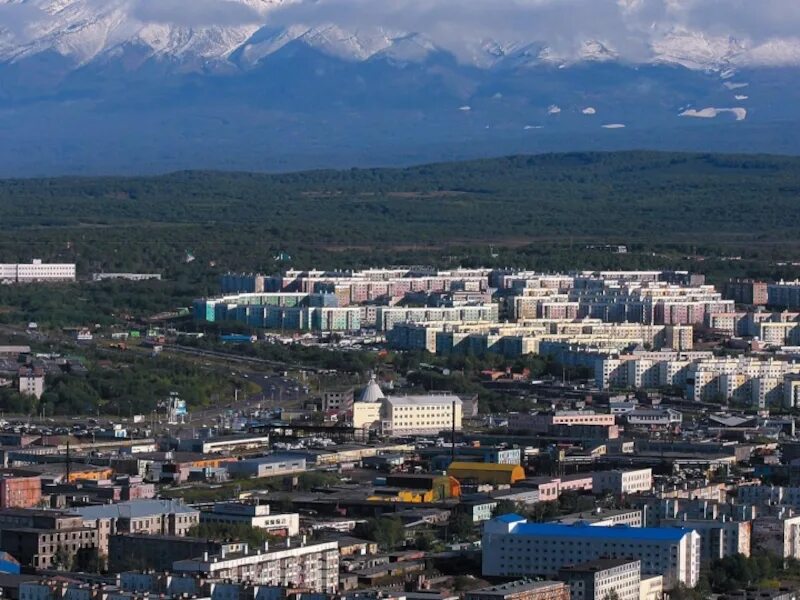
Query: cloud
xmin=4 ymin=0 xmax=800 ymax=67
xmin=132 ymin=0 xmax=263 ymax=27
xmin=266 ymin=0 xmax=800 ymax=65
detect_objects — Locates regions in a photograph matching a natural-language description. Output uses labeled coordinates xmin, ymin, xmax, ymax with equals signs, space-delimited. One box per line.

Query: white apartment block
xmin=200 ymin=502 xmax=300 ymax=536
xmin=592 ymin=469 xmax=653 ymax=495
xmin=597 ymin=354 xmax=800 ymax=408
xmin=0 ymin=260 xmax=76 ymax=283
xmin=661 ymin=518 xmax=750 ymax=561
xmin=375 ymin=304 xmax=498 ymax=332
xmin=172 ymin=540 xmax=339 ymax=592
xmin=482 ymin=515 xmax=701 ymax=589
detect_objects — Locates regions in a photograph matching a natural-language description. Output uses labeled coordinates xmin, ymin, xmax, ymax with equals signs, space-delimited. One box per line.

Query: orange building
xmin=448 ymin=462 xmax=526 ymax=485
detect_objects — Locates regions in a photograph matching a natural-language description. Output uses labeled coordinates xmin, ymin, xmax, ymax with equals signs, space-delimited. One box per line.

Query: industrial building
xmin=447 ymin=462 xmax=526 ymax=486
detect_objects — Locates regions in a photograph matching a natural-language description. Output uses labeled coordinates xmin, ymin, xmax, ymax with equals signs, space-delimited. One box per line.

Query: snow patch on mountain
xmin=680 ymin=107 xmax=747 ymax=121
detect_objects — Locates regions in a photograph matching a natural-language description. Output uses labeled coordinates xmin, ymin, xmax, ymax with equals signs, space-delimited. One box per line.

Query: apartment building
xmin=752 ymin=513 xmax=800 ymax=559
xmin=660 ymin=518 xmax=751 ymax=561
xmin=558 ymin=558 xmax=641 ymax=600
xmin=172 ymin=539 xmax=339 ymax=592
xmin=375 ymin=305 xmax=498 ymax=332
xmin=725 ymin=280 xmax=769 ymax=306
xmin=597 ymin=353 xmax=800 ymax=408
xmin=482 ymin=515 xmax=701 ymax=589
xmin=769 ymin=282 xmax=800 ymax=309
xmin=73 ymin=499 xmax=199 ymax=553
xmin=592 ymin=469 xmax=653 ymax=495
xmin=0 ymin=509 xmax=99 ymax=569
xmin=18 ymin=367 xmax=44 ymax=400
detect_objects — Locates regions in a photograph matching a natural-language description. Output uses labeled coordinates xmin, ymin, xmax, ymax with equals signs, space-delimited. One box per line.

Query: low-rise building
xmin=592 ymin=469 xmax=653 ymax=495
xmin=225 ymin=456 xmax=307 ymax=479
xmin=200 ymin=502 xmax=299 ymax=536
xmin=558 ymin=558 xmax=641 ymax=600
xmin=464 ymin=580 xmax=570 ymax=600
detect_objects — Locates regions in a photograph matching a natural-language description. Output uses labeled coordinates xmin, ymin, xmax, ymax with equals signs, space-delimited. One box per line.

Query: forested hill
xmin=2 ymin=151 xmax=800 ymax=238
xmin=1 ymin=151 xmax=800 ymax=277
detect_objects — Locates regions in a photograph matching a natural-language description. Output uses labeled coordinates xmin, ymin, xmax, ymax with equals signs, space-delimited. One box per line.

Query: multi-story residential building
xmin=0 ymin=260 xmax=76 ymax=283
xmin=598 ymin=353 xmax=800 ymax=408
xmin=661 ymin=518 xmax=751 ymax=561
xmin=739 ymin=485 xmax=800 ymax=507
xmin=0 ymin=509 xmax=99 ymax=569
xmin=200 ymin=502 xmax=299 ymax=536
xmin=752 ymin=513 xmax=800 ymax=559
xmin=193 ymin=292 xmax=361 ymax=332
xmin=172 ymin=539 xmax=339 ymax=592
xmin=557 ymin=558 xmax=641 ymax=600
xmin=73 ymin=499 xmax=200 ymax=554
xmin=221 ymin=273 xmax=268 ymax=294
xmin=725 ymin=280 xmax=769 ymax=306
xmin=482 ymin=515 xmax=701 ymax=589
xmin=591 ymin=469 xmax=652 ymax=495
xmin=769 ymin=281 xmax=800 ymax=309
xmin=322 ymin=388 xmax=354 ymax=414
xmin=464 ymin=580 xmax=571 ymax=600
xmin=375 ymin=305 xmax=498 ymax=332
xmin=17 ymin=366 xmax=44 ymax=399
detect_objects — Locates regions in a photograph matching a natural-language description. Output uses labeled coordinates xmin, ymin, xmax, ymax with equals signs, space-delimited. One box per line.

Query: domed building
xmin=358 ymin=375 xmax=385 ymax=403
xmin=353 ymin=375 xmax=384 ymax=430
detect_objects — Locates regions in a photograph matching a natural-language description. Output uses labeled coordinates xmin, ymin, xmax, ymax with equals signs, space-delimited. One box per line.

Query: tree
xmin=492 ymin=500 xmax=519 ymax=517
xmin=448 ymin=512 xmax=475 ymax=541
xmin=354 ymin=517 xmax=405 ymax=550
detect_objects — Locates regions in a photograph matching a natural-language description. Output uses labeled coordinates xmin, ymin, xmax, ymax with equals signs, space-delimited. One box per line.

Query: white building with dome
xmin=352 ymin=376 xmax=462 ymax=436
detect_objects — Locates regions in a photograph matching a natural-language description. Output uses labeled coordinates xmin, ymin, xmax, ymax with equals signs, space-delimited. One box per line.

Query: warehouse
xmin=448 ymin=462 xmax=526 ymax=485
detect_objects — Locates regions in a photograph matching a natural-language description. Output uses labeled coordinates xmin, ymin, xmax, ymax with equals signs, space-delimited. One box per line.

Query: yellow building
xmin=448 ymin=462 xmax=526 ymax=485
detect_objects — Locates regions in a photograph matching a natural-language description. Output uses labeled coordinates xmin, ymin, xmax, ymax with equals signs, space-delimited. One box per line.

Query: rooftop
xmin=494 ymin=515 xmax=693 ymax=542
xmin=467 ymin=580 xmax=566 ymax=595
xmin=73 ymin=499 xmax=197 ymax=520
xmin=558 ymin=558 xmax=641 ymax=573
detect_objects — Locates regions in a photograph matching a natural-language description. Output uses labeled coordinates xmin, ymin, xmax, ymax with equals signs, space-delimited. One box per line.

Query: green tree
xmin=354 ymin=517 xmax=405 ymax=550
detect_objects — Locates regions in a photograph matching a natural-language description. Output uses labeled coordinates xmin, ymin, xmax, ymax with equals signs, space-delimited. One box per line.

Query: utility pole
xmin=451 ymin=399 xmax=456 ymax=465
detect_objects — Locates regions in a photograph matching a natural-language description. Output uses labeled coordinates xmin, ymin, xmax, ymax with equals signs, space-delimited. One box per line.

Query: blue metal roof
xmin=495 ymin=513 xmax=526 ymax=523
xmin=507 ymin=521 xmax=692 ymax=541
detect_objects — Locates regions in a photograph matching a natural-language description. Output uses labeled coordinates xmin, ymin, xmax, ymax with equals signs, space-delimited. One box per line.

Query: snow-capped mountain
xmin=4 ymin=0 xmax=800 ymax=72
xmin=2 ymin=0 xmax=800 ymax=175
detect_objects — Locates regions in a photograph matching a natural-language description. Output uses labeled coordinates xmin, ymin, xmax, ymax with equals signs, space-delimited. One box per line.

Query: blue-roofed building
xmin=482 ymin=514 xmax=701 ymax=590
xmin=0 ymin=551 xmax=20 ymax=574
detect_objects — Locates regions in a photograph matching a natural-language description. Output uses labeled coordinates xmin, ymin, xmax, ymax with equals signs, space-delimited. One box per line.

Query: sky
xmin=2 ymin=0 xmax=800 ymax=66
